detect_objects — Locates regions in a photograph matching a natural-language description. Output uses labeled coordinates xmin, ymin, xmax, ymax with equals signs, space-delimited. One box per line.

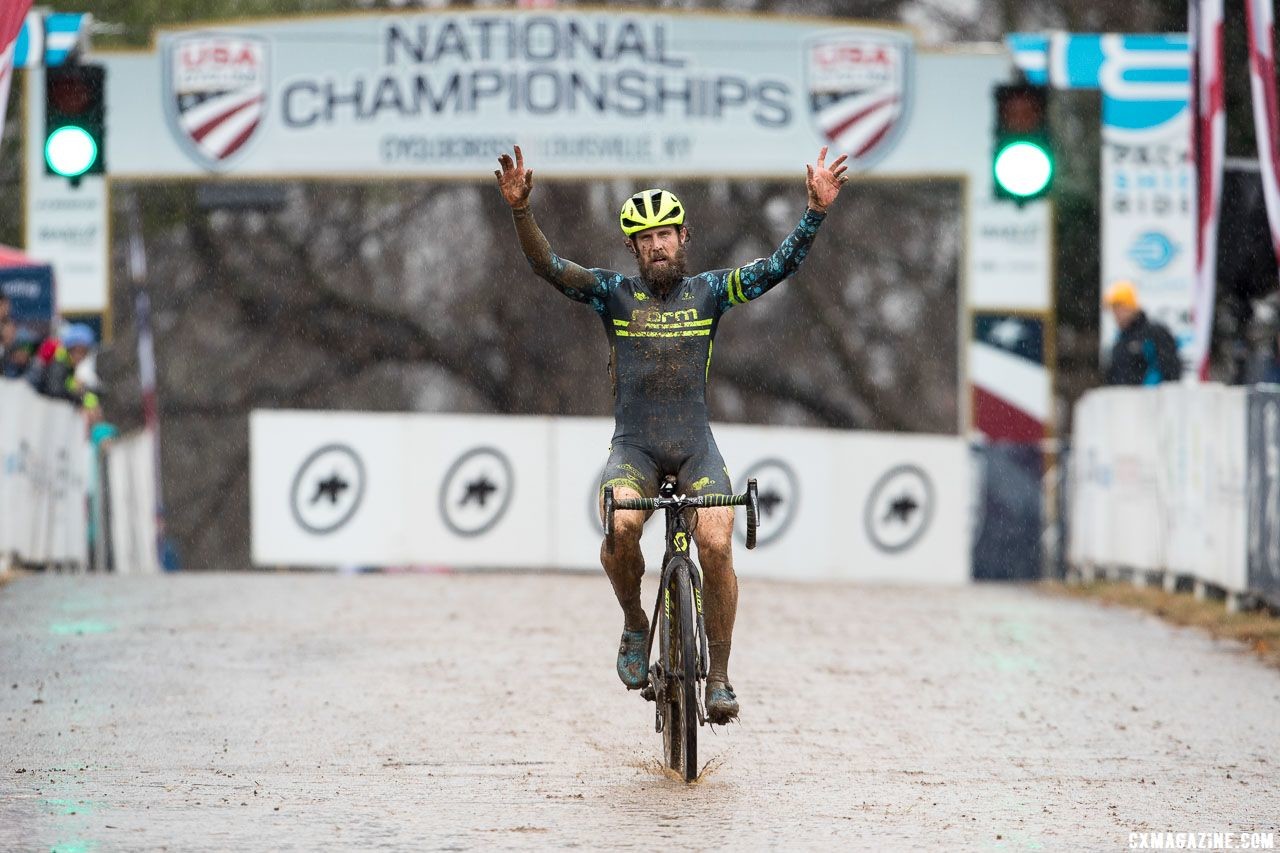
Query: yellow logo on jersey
xmin=690 ymin=477 xmax=714 ymax=491
xmin=631 ymin=308 xmax=701 ymax=325
xmin=635 ymin=291 xmax=649 ymax=302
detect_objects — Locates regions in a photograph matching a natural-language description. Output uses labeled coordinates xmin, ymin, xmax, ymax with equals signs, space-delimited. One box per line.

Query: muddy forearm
xmin=510 ymin=205 xmax=598 ymax=291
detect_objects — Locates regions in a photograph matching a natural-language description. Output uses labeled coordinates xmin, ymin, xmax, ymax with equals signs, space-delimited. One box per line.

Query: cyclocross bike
xmin=603 ymin=475 xmax=759 ymax=782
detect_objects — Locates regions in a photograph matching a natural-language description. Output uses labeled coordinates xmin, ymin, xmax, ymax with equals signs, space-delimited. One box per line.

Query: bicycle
xmin=603 ymin=475 xmax=759 ymax=782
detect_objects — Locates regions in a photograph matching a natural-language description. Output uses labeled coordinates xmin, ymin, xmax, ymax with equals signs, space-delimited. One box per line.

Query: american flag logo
xmin=163 ymin=34 xmax=268 ymax=170
xmin=806 ymin=31 xmax=913 ymax=168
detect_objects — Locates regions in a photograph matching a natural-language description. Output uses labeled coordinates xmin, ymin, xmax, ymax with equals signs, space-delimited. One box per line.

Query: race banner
xmin=1021 ymin=33 xmax=1196 ymax=369
xmin=1246 ymin=0 xmax=1280 ymax=292
xmin=101 ymin=11 xmax=997 ymax=182
xmin=0 ymin=1 xmax=33 ymax=148
xmin=1190 ymin=0 xmax=1225 ymax=380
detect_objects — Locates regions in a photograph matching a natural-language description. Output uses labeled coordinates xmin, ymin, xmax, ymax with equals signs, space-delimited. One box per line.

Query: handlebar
xmin=604 ymin=479 xmax=760 ymax=550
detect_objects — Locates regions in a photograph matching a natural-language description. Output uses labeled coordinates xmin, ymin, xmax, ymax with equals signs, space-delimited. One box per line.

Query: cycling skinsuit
xmin=535 ymin=208 xmax=826 ymax=498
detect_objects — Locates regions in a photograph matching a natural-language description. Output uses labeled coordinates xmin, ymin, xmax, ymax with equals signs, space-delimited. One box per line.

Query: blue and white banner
xmin=1009 ymin=33 xmax=1195 ymax=368
xmin=1006 ymin=33 xmax=1048 ymax=85
xmin=13 ymin=12 xmax=88 ymax=69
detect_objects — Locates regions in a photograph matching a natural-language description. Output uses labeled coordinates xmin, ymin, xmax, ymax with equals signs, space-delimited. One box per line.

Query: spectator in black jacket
xmin=36 ymin=323 xmax=97 ymax=403
xmin=1103 ymin=280 xmax=1183 ymax=386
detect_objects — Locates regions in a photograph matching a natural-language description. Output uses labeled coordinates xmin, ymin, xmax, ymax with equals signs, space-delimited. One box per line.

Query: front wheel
xmin=660 ymin=557 xmax=700 ymax=782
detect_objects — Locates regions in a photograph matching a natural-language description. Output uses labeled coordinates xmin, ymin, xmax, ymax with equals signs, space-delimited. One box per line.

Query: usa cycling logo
xmin=806 ymin=29 xmax=913 ymax=168
xmin=1128 ymin=231 xmax=1178 ymax=271
xmin=163 ymin=33 xmax=269 ymax=170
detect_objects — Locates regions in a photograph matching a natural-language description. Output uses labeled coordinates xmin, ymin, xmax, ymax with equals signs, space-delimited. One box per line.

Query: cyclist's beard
xmin=638 ymin=244 xmax=689 ymax=296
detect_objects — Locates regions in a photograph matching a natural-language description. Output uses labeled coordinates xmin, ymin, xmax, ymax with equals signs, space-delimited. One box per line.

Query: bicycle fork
xmin=643 ymin=556 xmax=711 ymax=730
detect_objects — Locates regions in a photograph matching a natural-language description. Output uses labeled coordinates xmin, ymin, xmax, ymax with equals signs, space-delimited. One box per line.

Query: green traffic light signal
xmin=992 ymin=83 xmax=1052 ymax=202
xmin=993 ymin=140 xmax=1054 ymax=199
xmin=45 ymin=125 xmax=99 ymax=178
xmin=44 ymin=64 xmax=106 ymax=181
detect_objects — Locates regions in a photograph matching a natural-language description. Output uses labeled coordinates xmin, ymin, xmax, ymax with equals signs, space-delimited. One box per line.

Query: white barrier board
xmin=105 ymin=430 xmax=164 ymax=575
xmin=251 ymin=409 xmax=970 ymax=584
xmin=0 ymin=378 xmax=89 ymax=566
xmin=1068 ymin=384 xmax=1248 ymax=591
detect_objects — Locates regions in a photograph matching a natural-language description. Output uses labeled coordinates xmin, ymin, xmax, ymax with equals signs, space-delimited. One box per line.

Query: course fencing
xmin=250 ymin=410 xmax=971 ymax=584
xmin=0 ymin=378 xmax=89 ymax=570
xmin=1067 ymin=383 xmax=1272 ymax=606
xmin=103 ymin=429 xmax=163 ymax=575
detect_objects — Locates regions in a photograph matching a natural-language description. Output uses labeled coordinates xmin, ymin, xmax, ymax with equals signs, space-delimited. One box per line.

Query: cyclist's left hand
xmin=806 ymin=146 xmax=849 ymax=213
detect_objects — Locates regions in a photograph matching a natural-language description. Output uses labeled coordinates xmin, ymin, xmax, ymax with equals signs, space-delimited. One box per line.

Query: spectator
xmin=1250 ymin=329 xmax=1280 ymax=385
xmin=35 ymin=322 xmax=97 ymax=403
xmin=0 ymin=293 xmax=10 ymax=323
xmin=0 ymin=315 xmax=15 ymax=365
xmin=1103 ymin=280 xmax=1183 ymax=386
xmin=3 ymin=326 xmax=36 ymax=379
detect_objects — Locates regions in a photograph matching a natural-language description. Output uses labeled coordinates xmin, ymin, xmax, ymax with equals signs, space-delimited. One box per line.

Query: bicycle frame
xmin=603 ymin=478 xmax=758 ymax=777
xmin=603 ymin=477 xmax=759 ymax=695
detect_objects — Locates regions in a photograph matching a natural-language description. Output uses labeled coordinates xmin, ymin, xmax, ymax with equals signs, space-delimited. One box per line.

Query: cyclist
xmin=495 ymin=145 xmax=848 ymax=723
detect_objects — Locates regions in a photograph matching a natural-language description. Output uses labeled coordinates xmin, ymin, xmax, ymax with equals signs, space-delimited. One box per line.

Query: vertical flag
xmin=1189 ymin=0 xmax=1225 ymax=380
xmin=0 ymin=2 xmax=34 ymax=148
xmin=1247 ymin=0 xmax=1280 ymax=286
xmin=128 ymin=200 xmax=174 ymax=569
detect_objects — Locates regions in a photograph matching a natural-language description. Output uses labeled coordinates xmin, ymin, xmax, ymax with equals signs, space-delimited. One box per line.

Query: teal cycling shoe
xmin=705 ymin=680 xmax=739 ymax=724
xmin=616 ymin=629 xmax=649 ymax=689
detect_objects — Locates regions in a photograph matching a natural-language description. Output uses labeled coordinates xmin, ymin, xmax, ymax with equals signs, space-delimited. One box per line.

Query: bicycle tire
xmin=661 ymin=557 xmax=700 ymax=782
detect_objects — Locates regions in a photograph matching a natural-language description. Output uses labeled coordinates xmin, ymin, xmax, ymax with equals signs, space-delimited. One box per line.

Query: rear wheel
xmin=660 ymin=558 xmax=700 ymax=782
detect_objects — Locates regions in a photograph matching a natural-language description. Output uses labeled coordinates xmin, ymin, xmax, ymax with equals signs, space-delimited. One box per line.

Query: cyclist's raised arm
xmin=496 ymin=146 xmax=603 ymax=301
xmin=717 ymin=146 xmax=848 ymax=311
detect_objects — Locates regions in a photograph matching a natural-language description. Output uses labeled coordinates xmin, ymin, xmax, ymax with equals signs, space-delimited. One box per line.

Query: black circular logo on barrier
xmin=735 ymin=458 xmax=799 ymax=548
xmin=440 ymin=446 xmax=514 ymax=537
xmin=865 ymin=464 xmax=934 ymax=553
xmin=290 ymin=444 xmax=366 ymax=535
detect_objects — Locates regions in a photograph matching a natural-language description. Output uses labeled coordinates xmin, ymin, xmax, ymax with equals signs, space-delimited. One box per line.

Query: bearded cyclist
xmin=495 ymin=145 xmax=848 ymax=724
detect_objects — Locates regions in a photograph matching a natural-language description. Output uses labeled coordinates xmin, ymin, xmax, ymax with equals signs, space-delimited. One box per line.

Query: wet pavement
xmin=1 ymin=572 xmax=1278 ymax=851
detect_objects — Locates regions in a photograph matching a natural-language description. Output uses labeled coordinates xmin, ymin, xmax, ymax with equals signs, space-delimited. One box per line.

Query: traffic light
xmin=44 ymin=64 xmax=106 ymax=182
xmin=992 ymin=83 xmax=1053 ymax=202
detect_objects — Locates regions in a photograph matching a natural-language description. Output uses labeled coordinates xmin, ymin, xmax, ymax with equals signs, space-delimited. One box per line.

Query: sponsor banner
xmin=251 ymin=410 xmax=971 ymax=583
xmin=1099 ymin=36 xmax=1196 ymax=370
xmin=835 ymin=433 xmax=968 ymax=584
xmin=97 ymin=11 xmax=1006 ymax=179
xmin=13 ymin=12 xmax=87 ymax=69
xmin=970 ymin=200 xmax=1051 ymax=311
xmin=0 ymin=257 xmax=55 ymax=337
xmin=1019 ymin=33 xmax=1196 ymax=369
xmin=1006 ymin=33 xmax=1049 ymax=85
xmin=1247 ymin=388 xmax=1280 ymax=605
xmin=0 ymin=378 xmax=89 ymax=567
xmin=251 ymin=410 xmax=554 ymax=567
xmin=970 ymin=313 xmax=1048 ymax=441
xmin=23 ymin=68 xmax=109 ymax=313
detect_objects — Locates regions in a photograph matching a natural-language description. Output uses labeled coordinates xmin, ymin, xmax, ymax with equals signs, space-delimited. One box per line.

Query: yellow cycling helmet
xmin=619 ymin=188 xmax=685 ymax=237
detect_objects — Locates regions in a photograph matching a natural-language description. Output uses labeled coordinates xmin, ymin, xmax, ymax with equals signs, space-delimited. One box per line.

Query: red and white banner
xmin=0 ymin=1 xmax=34 ymax=148
xmin=1190 ymin=0 xmax=1225 ymax=380
xmin=1247 ymin=0 xmax=1280 ymax=291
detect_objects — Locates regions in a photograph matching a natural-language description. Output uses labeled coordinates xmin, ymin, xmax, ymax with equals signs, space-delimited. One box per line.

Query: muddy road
xmin=2 ymin=572 xmax=1277 ymax=850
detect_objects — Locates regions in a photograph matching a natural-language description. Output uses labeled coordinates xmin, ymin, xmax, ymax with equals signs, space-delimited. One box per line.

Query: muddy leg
xmin=692 ymin=506 xmax=737 ymax=682
xmin=599 ymin=486 xmax=649 ymax=632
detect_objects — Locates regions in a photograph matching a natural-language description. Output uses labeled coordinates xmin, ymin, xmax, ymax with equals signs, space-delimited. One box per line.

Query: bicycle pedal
xmin=640 ymin=684 xmax=655 ymax=702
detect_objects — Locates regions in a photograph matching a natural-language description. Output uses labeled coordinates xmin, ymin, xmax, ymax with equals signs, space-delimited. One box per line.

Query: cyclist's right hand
xmin=495 ymin=145 xmax=534 ymax=209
